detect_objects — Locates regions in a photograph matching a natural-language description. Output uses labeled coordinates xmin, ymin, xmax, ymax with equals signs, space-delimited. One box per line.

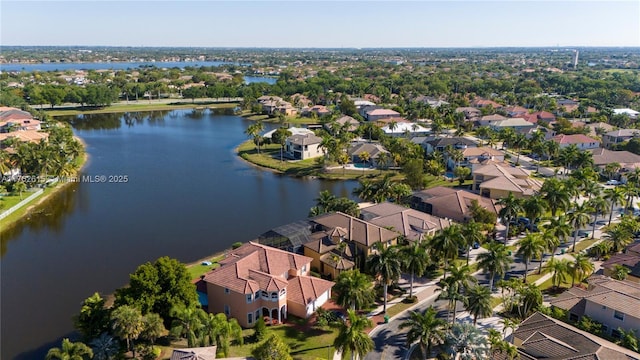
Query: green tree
xmin=453 ymin=166 xmax=471 ymax=185
xmin=334 ymin=309 xmax=374 ymax=360
xmin=431 ymin=224 xmax=464 ymax=280
xmin=111 ymin=305 xmax=144 ymax=358
xmin=252 ymin=333 xmax=293 ymax=360
xmin=245 ymin=121 xmax=265 ymax=153
xmin=367 ymin=245 xmax=402 ymax=313
xmin=141 ymin=312 xmax=166 ymax=345
xmin=611 ymin=264 xmax=631 ymax=280
xmin=497 ymin=193 xmax=523 ymax=243
xmin=540 ymin=178 xmax=571 ymax=216
xmin=444 ymin=323 xmax=489 ymax=360
xmin=201 ymin=312 xmax=243 ymax=357
xmin=13 ymin=181 xmax=27 ymax=199
xmin=568 ymin=202 xmax=591 ymax=252
xmin=400 ymin=241 xmax=430 ymax=299
xmin=516 ymin=233 xmax=545 ymax=282
xmin=604 ymin=187 xmax=625 ymax=225
xmin=170 ymin=305 xmax=205 ymax=347
xmin=465 ymin=284 xmax=493 ymax=325
xmin=253 ymin=317 xmax=268 ymax=342
xmin=477 ymin=241 xmax=512 ymax=291
xmin=545 ymin=257 xmax=571 ymax=289
xmin=271 ymin=127 xmax=292 ymax=162
xmin=403 ymin=158 xmax=425 ymax=189
xmin=89 ymin=333 xmax=119 ymax=360
xmin=73 ymin=292 xmax=111 ymax=341
xmin=570 ymin=253 xmax=594 ymax=286
xmin=46 ymin=338 xmax=93 ymax=360
xmin=617 ymin=328 xmax=639 ymax=352
xmin=603 ymin=225 xmax=634 ymax=253
xmin=399 ymin=306 xmax=447 ymax=360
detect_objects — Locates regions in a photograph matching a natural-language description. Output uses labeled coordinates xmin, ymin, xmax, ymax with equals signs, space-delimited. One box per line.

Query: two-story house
xmin=203 ymin=242 xmax=334 ymax=327
xmin=550 ymin=274 xmax=640 ymax=339
xmin=410 ymin=186 xmax=500 ymax=223
xmin=552 ymin=134 xmax=601 ymax=150
xmin=602 ymin=129 xmax=640 ymax=148
xmin=473 ymin=163 xmax=542 ymax=199
xmin=285 ymin=134 xmax=323 ymax=160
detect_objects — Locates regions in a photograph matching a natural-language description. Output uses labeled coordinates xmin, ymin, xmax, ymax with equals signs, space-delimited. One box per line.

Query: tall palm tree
xmin=334 ymin=309 xmax=374 ymax=360
xmin=437 ymin=276 xmax=465 ymax=325
xmin=46 ymin=339 xmax=93 ymax=360
xmin=333 ymin=269 xmax=375 ymax=311
xmin=604 ymin=187 xmax=625 ymax=225
xmin=477 ymin=241 xmax=512 ymax=291
xmin=400 ymin=241 xmax=430 ymax=299
xmin=570 ymin=254 xmax=594 ymax=287
xmin=141 ymin=312 xmax=165 ymax=345
xmin=588 ymin=196 xmax=609 ymax=238
xmin=620 ymin=183 xmax=638 ymax=214
xmin=464 ymin=284 xmax=493 ymax=325
xmin=516 ymin=233 xmax=545 ymax=282
xmin=461 ymin=221 xmax=484 ymax=265
xmin=89 ymin=333 xmax=119 ymax=360
xmin=367 ymin=245 xmax=402 ymax=313
xmin=430 ymin=224 xmax=464 ymax=280
xmin=201 ymin=313 xmax=243 ymax=357
xmin=540 ymin=178 xmax=570 ymax=216
xmin=545 ymin=257 xmax=571 ymax=289
xmin=603 ymin=225 xmax=634 ymax=253
xmin=170 ymin=305 xmax=205 ymax=348
xmin=445 ymin=323 xmax=489 ymax=360
xmin=399 ymin=306 xmax=447 ymax=360
xmin=497 ymin=193 xmax=523 ymax=243
xmin=544 ymin=215 xmax=571 ymax=259
xmin=522 ymin=196 xmax=547 ymax=227
xmin=568 ymin=202 xmax=591 ymax=252
xmin=110 ymin=305 xmax=144 ymax=358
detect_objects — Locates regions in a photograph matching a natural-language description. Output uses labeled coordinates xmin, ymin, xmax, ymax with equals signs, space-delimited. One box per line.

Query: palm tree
xmin=516 ymin=233 xmax=545 ymax=282
xmin=448 ymin=262 xmax=477 ymax=293
xmin=141 ymin=312 xmax=165 ymax=345
xmin=13 ymin=181 xmax=27 ymax=199
xmin=568 ymin=202 xmax=591 ymax=252
xmin=545 ymin=257 xmax=571 ymax=289
xmin=605 ymin=162 xmax=622 ymax=180
xmin=477 ymin=241 xmax=512 ymax=291
xmin=358 ymin=151 xmax=370 ymax=172
xmin=544 ymin=215 xmax=572 ymax=260
xmin=430 ymin=224 xmax=464 ymax=280
xmin=522 ymin=196 xmax=547 ymax=227
xmin=570 ymin=253 xmax=594 ymax=286
xmin=620 ymin=183 xmax=638 ymax=214
xmin=497 ymin=193 xmax=523 ymax=243
xmin=445 ymin=323 xmax=489 ymax=360
xmin=603 ymin=225 xmax=633 ymax=253
xmin=400 ymin=241 xmax=430 ymax=299
xmin=333 ymin=269 xmax=375 ymax=311
xmin=604 ymin=187 xmax=625 ymax=225
xmin=461 ymin=221 xmax=484 ymax=265
xmin=437 ymin=276 xmax=465 ymax=325
xmin=612 ymin=264 xmax=631 ymax=280
xmin=367 ymin=245 xmax=402 ymax=313
xmin=90 ymin=333 xmax=119 ymax=360
xmin=588 ymin=196 xmax=609 ymax=238
xmin=201 ymin=313 xmax=242 ymax=357
xmin=617 ymin=328 xmax=639 ymax=352
xmin=110 ymin=305 xmax=144 ymax=358
xmin=399 ymin=306 xmax=447 ymax=360
xmin=464 ymin=284 xmax=493 ymax=325
xmin=334 ymin=309 xmax=374 ymax=360
xmin=540 ymin=178 xmax=570 ymax=216
xmin=46 ymin=339 xmax=93 ymax=360
xmin=170 ymin=305 xmax=205 ymax=347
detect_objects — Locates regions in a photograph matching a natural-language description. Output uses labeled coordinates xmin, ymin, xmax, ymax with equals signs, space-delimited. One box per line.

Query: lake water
xmin=0 ymin=109 xmax=357 ymax=359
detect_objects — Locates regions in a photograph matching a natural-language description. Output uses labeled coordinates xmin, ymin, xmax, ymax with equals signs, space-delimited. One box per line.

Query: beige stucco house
xmin=473 ymin=163 xmax=542 ymax=199
xmin=285 ymin=134 xmax=323 ymax=160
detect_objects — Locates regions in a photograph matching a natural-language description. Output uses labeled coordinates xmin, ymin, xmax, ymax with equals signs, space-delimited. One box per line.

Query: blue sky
xmin=2 ymin=1 xmax=639 ymax=47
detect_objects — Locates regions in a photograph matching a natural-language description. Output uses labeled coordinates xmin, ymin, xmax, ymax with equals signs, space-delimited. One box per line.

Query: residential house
xmin=262 ymin=127 xmax=314 ymax=140
xmin=325 ymin=115 xmax=360 ymax=133
xmin=381 ymin=122 xmax=430 ymax=137
xmin=257 ymin=220 xmax=314 ymax=254
xmin=0 ymin=130 xmax=49 ymax=145
xmin=362 ymin=108 xmax=400 ymax=122
xmin=0 ymin=107 xmax=41 ymax=132
xmin=504 ymin=105 xmax=529 ymax=117
xmin=414 ymin=95 xmax=449 ymax=108
xmin=613 ymin=108 xmax=640 ymax=119
xmin=170 ymin=347 xmax=217 ymax=360
xmin=448 ymin=146 xmax=504 ymax=170
xmin=489 ymin=118 xmax=535 ymax=132
xmin=259 ymin=97 xmax=295 ymax=116
xmin=352 ymin=99 xmax=376 ymax=110
xmin=309 ymin=105 xmax=331 ymax=118
xmin=455 ymin=107 xmax=481 ymax=120
xmin=304 ymin=212 xmax=399 ymax=278
xmin=285 ymin=134 xmax=323 ymax=160
xmin=410 ymin=186 xmax=499 ymax=223
xmin=202 ymin=242 xmax=334 ymax=327
xmin=360 ymin=202 xmax=452 ymax=241
xmin=373 ymin=117 xmax=411 ymax=128
xmin=602 ymin=240 xmax=640 ymax=283
xmin=470 ymin=99 xmax=503 ymax=109
xmin=521 ymin=111 xmax=555 ymax=125
xmin=347 ymin=142 xmax=390 ymax=168
xmin=584 ymin=122 xmax=614 ymax=137
xmin=505 ymin=312 xmax=640 ymax=360
xmin=423 ymin=136 xmax=477 ymax=154
xmin=550 ymin=275 xmax=640 ymax=339
xmin=473 ymin=163 xmax=542 ymax=199
xmin=552 ymin=134 xmax=601 ymax=150
xmin=588 ymin=148 xmax=640 ymax=174
xmin=478 ymin=114 xmax=507 ymax=127
xmin=603 ymin=129 xmax=640 ymax=148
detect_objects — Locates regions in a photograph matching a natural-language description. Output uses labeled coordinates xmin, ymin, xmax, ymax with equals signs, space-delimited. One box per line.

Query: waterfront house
xmin=325 ymin=115 xmax=360 ymax=133
xmin=410 ymin=186 xmax=499 ymax=223
xmin=473 ymin=163 xmax=542 ymax=199
xmin=347 ymin=142 xmax=390 ymax=168
xmin=202 ymin=242 xmax=334 ymax=327
xmin=506 ymin=312 xmax=640 ymax=360
xmin=0 ymin=107 xmax=41 ymax=133
xmin=549 ymin=274 xmax=640 ymax=339
xmin=285 ymin=134 xmax=323 ymax=160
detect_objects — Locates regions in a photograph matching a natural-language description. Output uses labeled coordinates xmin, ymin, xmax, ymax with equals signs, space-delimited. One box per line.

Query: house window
xmin=280 ymin=289 xmax=286 ymax=297
xmin=271 ymin=292 xmax=278 ymax=301
xmin=246 ymin=294 xmax=253 ymax=303
xmin=224 ymin=305 xmax=230 ymax=316
xmin=614 ymin=310 xmax=625 ymax=321
xmin=255 ymin=291 xmax=260 ymax=299
xmin=261 ymin=291 xmax=268 ymax=298
xmin=248 ymin=313 xmax=253 ymax=324
xmin=302 ymin=265 xmax=307 ymax=274
xmin=255 ymin=310 xmax=261 ymax=320
xmin=224 ymin=288 xmax=230 ymax=294
xmin=612 ymin=329 xmax=622 ymax=339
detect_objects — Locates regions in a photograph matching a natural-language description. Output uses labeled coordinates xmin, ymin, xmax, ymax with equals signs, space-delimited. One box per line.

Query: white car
xmin=606 ymin=180 xmax=621 ymax=186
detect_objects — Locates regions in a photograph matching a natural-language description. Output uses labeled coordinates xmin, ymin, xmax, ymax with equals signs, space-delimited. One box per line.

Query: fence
xmin=0 ymin=189 xmax=44 ymax=220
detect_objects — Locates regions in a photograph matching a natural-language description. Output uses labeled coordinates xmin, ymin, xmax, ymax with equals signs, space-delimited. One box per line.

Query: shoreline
xmin=45 ymin=101 xmax=239 ymax=117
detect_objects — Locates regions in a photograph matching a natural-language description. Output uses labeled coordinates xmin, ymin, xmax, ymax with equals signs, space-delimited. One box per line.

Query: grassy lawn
xmin=538 ymin=276 xmax=574 ymax=293
xmin=227 ymin=324 xmax=338 ymax=360
xmin=385 ymin=297 xmax=419 ymax=318
xmin=490 ymin=296 xmax=503 ymax=309
xmin=186 ymin=255 xmax=225 ymax=280
xmin=45 ymin=102 xmax=238 ymax=117
xmin=0 ymin=187 xmax=53 ymax=230
xmin=571 ymin=237 xmax=599 ymax=253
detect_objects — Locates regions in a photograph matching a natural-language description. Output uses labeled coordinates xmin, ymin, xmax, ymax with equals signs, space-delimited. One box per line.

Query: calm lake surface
xmin=0 ymin=109 xmax=357 ymax=359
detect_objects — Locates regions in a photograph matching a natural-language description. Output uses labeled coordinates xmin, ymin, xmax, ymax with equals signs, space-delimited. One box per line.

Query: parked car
xmin=606 ymin=179 xmax=621 ymax=186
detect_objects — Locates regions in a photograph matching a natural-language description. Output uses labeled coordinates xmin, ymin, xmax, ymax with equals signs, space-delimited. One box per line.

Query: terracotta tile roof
xmin=319 ymin=253 xmax=355 ymax=271
xmin=361 ymin=202 xmax=452 ymax=241
xmin=461 ymin=146 xmax=503 ymax=157
xmin=311 ymin=212 xmax=398 ymax=247
xmin=203 ymin=242 xmax=312 ymax=294
xmin=287 ymin=275 xmax=334 ymax=306
xmin=367 ymin=108 xmax=400 ymax=116
xmin=475 ymin=163 xmax=542 ymax=195
xmin=412 ymin=187 xmax=500 ymax=219
xmin=0 ymin=130 xmax=49 ymax=143
xmin=589 ymin=148 xmax=640 ymax=167
xmin=552 ymin=134 xmax=599 ymax=145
